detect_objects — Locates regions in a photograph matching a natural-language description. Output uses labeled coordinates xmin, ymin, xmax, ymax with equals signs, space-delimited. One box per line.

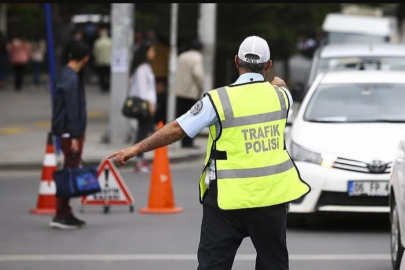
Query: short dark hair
xmin=69 ymin=41 xmax=90 ymax=61
xmin=190 ymin=39 xmax=203 ymax=50
xmin=238 ymin=54 xmax=268 ymax=73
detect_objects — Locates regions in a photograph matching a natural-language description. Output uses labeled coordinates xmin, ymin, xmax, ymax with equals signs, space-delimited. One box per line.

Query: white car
xmin=389 ymin=136 xmax=405 ymax=270
xmin=321 ymin=13 xmax=397 ymax=45
xmin=287 ymin=70 xmax=405 ymax=217
xmin=306 ymin=43 xmax=405 ymax=91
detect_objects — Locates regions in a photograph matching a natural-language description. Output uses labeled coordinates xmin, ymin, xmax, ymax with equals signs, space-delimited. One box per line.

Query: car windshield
xmin=326 ymin=32 xmax=387 ymax=44
xmin=304 ymin=83 xmax=405 ymax=123
xmin=317 ymin=57 xmax=405 ymax=74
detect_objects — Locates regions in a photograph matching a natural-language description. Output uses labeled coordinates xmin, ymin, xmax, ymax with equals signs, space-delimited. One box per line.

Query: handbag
xmin=121 ymin=96 xmax=149 ymax=119
xmin=53 ymin=155 xmax=101 ymax=199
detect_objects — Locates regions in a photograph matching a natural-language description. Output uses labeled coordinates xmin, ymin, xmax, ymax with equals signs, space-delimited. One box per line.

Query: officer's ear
xmin=235 ymin=55 xmax=240 ymax=69
xmin=265 ymin=60 xmax=272 ymax=72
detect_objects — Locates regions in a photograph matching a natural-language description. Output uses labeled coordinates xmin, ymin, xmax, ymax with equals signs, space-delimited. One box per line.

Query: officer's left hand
xmin=271 ymin=76 xmax=287 ymax=88
xmin=106 ymin=146 xmax=137 ymax=166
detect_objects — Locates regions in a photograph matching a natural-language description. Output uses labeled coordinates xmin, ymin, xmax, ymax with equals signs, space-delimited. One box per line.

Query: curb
xmin=0 ymin=152 xmax=206 ymax=171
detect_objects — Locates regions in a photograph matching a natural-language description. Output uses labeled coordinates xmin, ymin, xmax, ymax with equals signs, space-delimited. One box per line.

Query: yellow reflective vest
xmin=199 ymin=81 xmax=310 ymax=210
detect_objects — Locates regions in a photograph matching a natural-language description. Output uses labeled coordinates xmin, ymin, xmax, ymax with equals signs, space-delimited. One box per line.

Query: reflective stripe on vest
xmin=199 ymin=82 xmax=310 ymax=210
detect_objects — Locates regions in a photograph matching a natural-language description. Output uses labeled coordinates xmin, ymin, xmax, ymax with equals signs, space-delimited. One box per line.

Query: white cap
xmin=237 ymin=36 xmax=270 ymax=64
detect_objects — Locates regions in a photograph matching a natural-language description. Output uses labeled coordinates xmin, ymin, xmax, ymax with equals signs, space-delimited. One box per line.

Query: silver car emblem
xmin=368 ymin=160 xmax=386 ymax=173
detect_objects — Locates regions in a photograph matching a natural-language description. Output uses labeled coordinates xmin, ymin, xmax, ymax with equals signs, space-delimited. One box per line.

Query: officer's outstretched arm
xmin=107 ymin=121 xmax=186 ymax=166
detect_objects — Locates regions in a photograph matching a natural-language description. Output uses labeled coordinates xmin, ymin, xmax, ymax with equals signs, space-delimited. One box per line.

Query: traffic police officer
xmin=108 ymin=35 xmax=311 ymax=270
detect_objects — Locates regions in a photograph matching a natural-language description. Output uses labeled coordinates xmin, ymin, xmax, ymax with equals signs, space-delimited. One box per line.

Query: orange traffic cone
xmin=30 ymin=132 xmax=57 ymax=215
xmin=140 ymin=122 xmax=183 ymax=214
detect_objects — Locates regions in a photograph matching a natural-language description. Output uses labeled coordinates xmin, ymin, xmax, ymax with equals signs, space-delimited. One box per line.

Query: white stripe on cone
xmin=43 ymin=153 xmax=57 ymax=167
xmin=38 ymin=181 xmax=56 ymax=195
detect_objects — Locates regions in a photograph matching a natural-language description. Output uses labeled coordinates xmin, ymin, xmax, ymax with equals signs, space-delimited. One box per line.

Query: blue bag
xmin=53 ymin=162 xmax=101 ymax=199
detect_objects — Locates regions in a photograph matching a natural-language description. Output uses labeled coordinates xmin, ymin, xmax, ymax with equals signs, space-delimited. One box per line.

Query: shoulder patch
xmin=189 ymin=100 xmax=203 ymax=115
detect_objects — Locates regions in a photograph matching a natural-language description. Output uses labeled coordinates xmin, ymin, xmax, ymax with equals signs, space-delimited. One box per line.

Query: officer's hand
xmin=271 ymin=76 xmax=287 ymax=88
xmin=148 ymin=102 xmax=156 ymax=116
xmin=106 ymin=146 xmax=137 ymax=166
xmin=71 ymin=138 xmax=80 ymax=153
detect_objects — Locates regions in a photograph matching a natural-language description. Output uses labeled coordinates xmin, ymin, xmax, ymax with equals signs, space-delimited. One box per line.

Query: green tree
xmin=214 ymin=3 xmax=341 ymax=86
xmin=7 ymin=4 xmax=46 ymax=40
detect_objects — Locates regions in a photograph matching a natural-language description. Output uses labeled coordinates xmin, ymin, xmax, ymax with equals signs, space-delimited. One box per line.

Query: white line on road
xmin=0 ymin=254 xmax=390 ymax=262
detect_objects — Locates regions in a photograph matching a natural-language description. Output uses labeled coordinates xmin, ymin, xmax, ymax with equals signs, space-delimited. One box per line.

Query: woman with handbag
xmin=127 ymin=42 xmax=157 ymax=173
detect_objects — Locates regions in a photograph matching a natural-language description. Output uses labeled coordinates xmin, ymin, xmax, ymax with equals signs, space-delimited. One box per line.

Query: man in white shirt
xmin=175 ymin=40 xmax=205 ymax=148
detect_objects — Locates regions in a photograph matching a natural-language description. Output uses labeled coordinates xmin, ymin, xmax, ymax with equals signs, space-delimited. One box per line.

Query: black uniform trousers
xmin=197 ymin=181 xmax=289 ymax=270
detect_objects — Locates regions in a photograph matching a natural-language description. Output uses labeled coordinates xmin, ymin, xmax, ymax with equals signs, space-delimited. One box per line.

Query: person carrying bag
xmin=50 ymin=41 xmax=91 ymax=229
xmin=122 ymin=42 xmax=157 ymax=173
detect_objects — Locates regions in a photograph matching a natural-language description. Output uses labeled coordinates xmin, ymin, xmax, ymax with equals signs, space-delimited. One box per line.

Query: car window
xmin=326 ymin=32 xmax=387 ymax=44
xmin=304 ymin=83 xmax=405 ymax=123
xmin=317 ymin=57 xmax=405 ymax=74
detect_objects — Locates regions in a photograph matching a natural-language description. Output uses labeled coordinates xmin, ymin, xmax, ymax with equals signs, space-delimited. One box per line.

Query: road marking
xmin=34 ymin=121 xmax=51 ymax=128
xmin=0 ymin=127 xmax=28 ymax=135
xmin=88 ymin=111 xmax=107 ymax=118
xmin=0 ymin=254 xmax=391 ymax=262
xmin=0 ymin=111 xmax=107 ymax=136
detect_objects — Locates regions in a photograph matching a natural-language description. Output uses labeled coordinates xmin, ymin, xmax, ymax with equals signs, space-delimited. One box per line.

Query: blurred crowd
xmin=296 ymin=31 xmax=320 ymax=59
xmin=0 ymin=31 xmax=47 ymax=91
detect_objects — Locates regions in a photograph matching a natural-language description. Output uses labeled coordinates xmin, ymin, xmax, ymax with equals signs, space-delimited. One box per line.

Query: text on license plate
xmin=348 ymin=181 xmax=389 ymax=196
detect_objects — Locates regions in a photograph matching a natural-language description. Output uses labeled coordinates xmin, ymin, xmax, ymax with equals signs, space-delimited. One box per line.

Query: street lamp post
xmin=109 ymin=4 xmax=134 ymax=144
xmin=198 ymin=4 xmax=217 ymax=93
xmin=166 ymin=3 xmax=179 ymax=126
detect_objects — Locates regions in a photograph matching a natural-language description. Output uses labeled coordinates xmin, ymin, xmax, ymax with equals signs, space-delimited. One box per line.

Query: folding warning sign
xmin=81 ymin=159 xmax=135 ymax=213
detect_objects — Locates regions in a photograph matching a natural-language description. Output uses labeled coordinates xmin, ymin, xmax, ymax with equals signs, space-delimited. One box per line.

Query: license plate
xmin=348 ymin=181 xmax=389 ymax=196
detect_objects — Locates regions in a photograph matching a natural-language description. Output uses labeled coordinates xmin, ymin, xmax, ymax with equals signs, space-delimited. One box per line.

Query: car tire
xmin=391 ymin=201 xmax=404 ymax=270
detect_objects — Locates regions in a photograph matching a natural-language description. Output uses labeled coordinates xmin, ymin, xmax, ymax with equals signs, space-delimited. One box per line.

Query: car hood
xmin=290 ymin=122 xmax=405 ymax=163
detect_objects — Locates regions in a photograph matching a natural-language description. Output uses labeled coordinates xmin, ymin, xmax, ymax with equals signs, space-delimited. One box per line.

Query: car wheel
xmin=391 ymin=202 xmax=404 ymax=270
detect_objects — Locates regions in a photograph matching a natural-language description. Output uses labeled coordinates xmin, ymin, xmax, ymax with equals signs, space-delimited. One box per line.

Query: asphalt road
xmin=0 ymin=160 xmax=393 ymax=270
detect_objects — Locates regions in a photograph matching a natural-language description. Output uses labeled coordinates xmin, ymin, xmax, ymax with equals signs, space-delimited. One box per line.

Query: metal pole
xmin=109 ymin=4 xmax=134 ymax=144
xmin=166 ymin=3 xmax=178 ymax=125
xmin=198 ymin=4 xmax=217 ymax=93
xmin=44 ymin=3 xmax=60 ymax=154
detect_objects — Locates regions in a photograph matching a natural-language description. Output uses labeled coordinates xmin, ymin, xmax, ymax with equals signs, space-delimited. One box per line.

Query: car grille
xmin=333 ymin=157 xmax=392 ymax=174
xmin=318 ymin=191 xmax=389 ymax=207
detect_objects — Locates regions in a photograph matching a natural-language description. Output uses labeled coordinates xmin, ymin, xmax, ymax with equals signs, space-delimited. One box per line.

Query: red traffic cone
xmin=140 ymin=121 xmax=183 ymax=214
xmin=30 ymin=132 xmax=57 ymax=215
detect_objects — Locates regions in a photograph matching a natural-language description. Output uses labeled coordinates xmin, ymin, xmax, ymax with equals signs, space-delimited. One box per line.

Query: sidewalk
xmin=0 ymin=78 xmax=207 ymax=170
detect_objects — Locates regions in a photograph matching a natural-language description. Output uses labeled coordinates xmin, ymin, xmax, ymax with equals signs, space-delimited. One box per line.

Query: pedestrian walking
xmin=0 ymin=31 xmax=8 ymax=90
xmin=31 ymin=37 xmax=46 ymax=89
xmin=127 ymin=42 xmax=157 ymax=173
xmin=7 ymin=36 xmax=31 ymax=91
xmin=175 ymin=39 xmax=205 ymax=148
xmin=107 ymin=35 xmax=311 ymax=270
xmin=93 ymin=28 xmax=111 ymax=93
xmin=51 ymin=41 xmax=90 ymax=229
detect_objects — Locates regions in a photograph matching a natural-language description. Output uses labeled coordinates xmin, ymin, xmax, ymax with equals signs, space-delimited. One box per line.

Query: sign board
xmin=81 ymin=159 xmax=134 ymax=207
xmin=111 ymin=50 xmax=128 ymax=73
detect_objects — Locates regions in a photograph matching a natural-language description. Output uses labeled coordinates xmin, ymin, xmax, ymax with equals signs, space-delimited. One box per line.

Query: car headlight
xmin=290 ymin=141 xmax=337 ymax=168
